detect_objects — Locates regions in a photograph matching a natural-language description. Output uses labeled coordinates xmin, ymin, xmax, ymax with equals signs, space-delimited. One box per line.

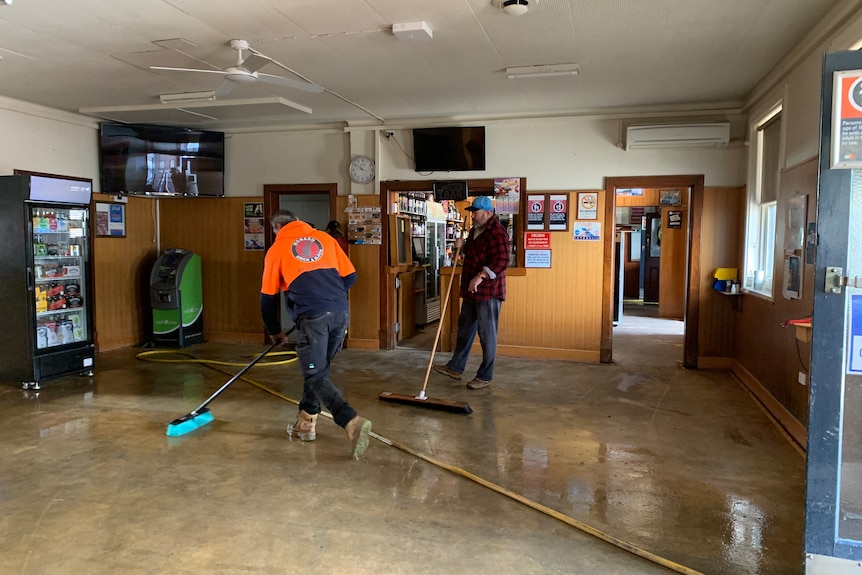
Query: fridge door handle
xmin=26 ymin=266 xmax=34 ymax=290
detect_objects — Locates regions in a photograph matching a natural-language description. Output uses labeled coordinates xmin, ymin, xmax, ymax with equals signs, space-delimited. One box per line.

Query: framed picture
xmin=784 ymin=254 xmax=802 ymax=299
xmin=95 ymin=202 xmax=126 ymax=237
xmin=660 ymin=189 xmax=682 ymax=206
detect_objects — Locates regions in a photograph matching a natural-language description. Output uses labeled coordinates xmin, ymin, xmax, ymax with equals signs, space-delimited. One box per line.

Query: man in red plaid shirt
xmin=433 ymin=195 xmax=509 ymax=389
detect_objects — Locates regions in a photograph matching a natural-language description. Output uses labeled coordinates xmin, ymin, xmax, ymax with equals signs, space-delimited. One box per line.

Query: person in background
xmin=325 ymin=220 xmax=349 ymax=253
xmin=433 ymin=195 xmax=509 ymax=389
xmin=260 ymin=210 xmax=372 ymax=458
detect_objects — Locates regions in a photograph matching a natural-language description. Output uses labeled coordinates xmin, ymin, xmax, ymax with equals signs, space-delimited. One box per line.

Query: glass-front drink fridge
xmin=0 ymin=174 xmax=95 ymax=389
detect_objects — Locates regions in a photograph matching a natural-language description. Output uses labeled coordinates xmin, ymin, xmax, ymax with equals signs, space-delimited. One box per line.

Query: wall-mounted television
xmin=413 ymin=126 xmax=485 ymax=172
xmin=99 ymin=123 xmax=225 ymax=197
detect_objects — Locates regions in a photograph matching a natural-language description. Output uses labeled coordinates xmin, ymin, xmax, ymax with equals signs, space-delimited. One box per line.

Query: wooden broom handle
xmin=419 ymin=213 xmax=470 ymax=396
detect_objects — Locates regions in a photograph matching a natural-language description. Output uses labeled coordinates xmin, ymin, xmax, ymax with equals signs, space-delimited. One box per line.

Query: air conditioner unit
xmin=625 ymin=123 xmax=730 ymax=150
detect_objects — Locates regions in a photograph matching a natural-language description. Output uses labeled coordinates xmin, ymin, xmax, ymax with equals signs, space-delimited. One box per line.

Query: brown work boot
xmin=466 ymin=378 xmax=491 ymax=390
xmin=345 ymin=416 xmax=372 ymax=458
xmin=287 ymin=410 xmax=317 ymax=441
xmin=433 ymin=364 xmax=463 ymax=380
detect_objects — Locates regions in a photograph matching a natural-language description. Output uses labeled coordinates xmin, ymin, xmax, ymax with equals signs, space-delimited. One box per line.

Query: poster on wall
xmin=831 ymin=69 xmax=862 ymax=169
xmin=244 ymin=202 xmax=265 ymax=251
xmin=493 ymin=178 xmax=520 ymax=214
xmin=667 ymin=210 xmax=683 ymax=229
xmin=573 ymin=222 xmax=601 ymax=241
xmin=527 ymin=195 xmax=546 ymax=230
xmin=95 ymin=202 xmax=125 ymax=237
xmin=548 ymin=194 xmax=569 ymax=231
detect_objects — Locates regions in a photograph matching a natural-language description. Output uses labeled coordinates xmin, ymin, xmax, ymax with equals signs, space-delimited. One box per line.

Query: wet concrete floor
xmin=0 ymin=315 xmax=804 ymax=575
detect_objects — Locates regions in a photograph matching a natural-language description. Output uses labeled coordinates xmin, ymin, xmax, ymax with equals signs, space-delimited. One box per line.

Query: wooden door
xmin=644 ymin=212 xmax=661 ymax=303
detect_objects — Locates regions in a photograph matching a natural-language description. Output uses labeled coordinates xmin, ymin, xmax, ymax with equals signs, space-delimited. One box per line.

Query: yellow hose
xmin=136 ymin=349 xmax=298 ymax=368
xmin=142 ymin=352 xmax=707 ymax=575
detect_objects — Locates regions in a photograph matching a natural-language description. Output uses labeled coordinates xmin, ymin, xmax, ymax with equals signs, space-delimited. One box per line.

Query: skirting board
xmin=496 ymin=344 xmax=600 ymax=363
xmin=698 ymin=356 xmax=733 ymax=369
xmin=346 ymin=338 xmax=380 ymax=350
xmin=732 ymin=360 xmax=807 ymax=455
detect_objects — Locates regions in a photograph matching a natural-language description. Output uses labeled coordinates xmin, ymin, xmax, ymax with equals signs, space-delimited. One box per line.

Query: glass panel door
xmin=805 ymin=49 xmax=862 ymax=573
xmin=32 ymin=205 xmax=90 ymax=349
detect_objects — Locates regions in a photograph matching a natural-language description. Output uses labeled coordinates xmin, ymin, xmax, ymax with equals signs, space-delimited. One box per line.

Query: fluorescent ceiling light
xmin=506 ymin=63 xmax=579 ymax=79
xmin=159 ymin=91 xmax=216 ymax=104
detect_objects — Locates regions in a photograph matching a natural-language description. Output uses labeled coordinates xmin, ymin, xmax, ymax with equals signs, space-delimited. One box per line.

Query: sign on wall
xmin=525 ymin=232 xmax=551 ymax=250
xmin=244 ymin=202 xmax=265 ymax=251
xmin=548 ymin=194 xmax=569 ymax=231
xmin=525 ymin=249 xmax=552 ymax=268
xmin=577 ymin=192 xmax=598 ymax=220
xmin=527 ymin=195 xmax=546 ymax=230
xmin=573 ymin=222 xmax=601 ymax=241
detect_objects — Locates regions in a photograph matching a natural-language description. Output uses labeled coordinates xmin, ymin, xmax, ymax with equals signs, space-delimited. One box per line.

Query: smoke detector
xmin=501 ymin=0 xmax=529 ymax=16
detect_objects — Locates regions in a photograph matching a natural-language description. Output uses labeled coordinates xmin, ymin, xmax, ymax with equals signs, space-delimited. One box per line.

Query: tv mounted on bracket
xmin=99 ymin=123 xmax=225 ymax=197
xmin=412 ymin=126 xmax=485 ymax=172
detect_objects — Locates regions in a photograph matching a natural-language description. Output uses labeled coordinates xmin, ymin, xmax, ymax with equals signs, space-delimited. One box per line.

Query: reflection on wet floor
xmin=0 ymin=332 xmax=804 ymax=575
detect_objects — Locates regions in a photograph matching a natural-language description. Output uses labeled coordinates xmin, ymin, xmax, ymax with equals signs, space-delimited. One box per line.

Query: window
xmin=745 ymin=108 xmax=781 ymax=296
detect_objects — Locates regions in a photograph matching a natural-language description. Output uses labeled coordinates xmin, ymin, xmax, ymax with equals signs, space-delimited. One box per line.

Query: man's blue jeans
xmin=295 ymin=310 xmax=356 ymax=428
xmin=446 ymin=298 xmax=501 ymax=382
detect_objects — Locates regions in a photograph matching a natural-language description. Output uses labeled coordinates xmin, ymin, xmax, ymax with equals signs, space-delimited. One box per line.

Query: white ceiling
xmin=0 ymin=0 xmax=851 ymax=131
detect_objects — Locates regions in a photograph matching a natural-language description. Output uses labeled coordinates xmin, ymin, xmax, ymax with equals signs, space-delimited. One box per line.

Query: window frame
xmin=744 ymin=106 xmax=782 ymax=298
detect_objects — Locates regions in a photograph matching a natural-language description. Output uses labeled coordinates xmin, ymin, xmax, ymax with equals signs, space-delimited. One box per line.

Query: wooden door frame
xmin=262 ymin=183 xmax=338 ymax=247
xmin=602 ymin=175 xmax=704 ymax=368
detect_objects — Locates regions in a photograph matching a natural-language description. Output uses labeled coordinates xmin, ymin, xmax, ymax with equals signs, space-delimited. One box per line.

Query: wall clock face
xmin=349 ymin=155 xmax=375 ymax=184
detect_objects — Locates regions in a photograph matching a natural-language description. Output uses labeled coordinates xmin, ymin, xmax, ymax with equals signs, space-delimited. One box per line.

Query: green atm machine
xmin=150 ymin=248 xmax=203 ymax=347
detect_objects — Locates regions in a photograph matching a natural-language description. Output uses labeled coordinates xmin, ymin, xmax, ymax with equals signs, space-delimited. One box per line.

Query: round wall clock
xmin=348 ymin=155 xmax=375 ymax=184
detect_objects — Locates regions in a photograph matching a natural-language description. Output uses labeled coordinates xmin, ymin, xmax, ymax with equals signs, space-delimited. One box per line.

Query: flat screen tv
xmin=413 ymin=126 xmax=485 ymax=172
xmin=99 ymin=123 xmax=225 ymax=197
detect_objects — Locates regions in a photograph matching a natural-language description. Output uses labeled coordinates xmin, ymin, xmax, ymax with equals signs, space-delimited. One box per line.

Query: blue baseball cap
xmin=465 ymin=196 xmax=494 ymax=212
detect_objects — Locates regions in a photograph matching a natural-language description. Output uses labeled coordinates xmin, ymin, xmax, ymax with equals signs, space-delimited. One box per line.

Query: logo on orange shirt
xmin=292 ymin=237 xmax=324 ymax=262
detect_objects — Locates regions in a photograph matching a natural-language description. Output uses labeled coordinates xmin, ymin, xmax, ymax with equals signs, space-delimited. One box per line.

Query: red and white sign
xmin=524 ymin=232 xmax=551 ymax=249
xmin=548 ymin=194 xmax=568 ymax=231
xmin=832 ymin=70 xmax=862 ymax=168
xmin=527 ymin=195 xmax=546 ymax=230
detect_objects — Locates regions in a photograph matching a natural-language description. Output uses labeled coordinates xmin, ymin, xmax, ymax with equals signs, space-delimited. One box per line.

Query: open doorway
xmin=603 ymin=175 xmax=704 ymax=368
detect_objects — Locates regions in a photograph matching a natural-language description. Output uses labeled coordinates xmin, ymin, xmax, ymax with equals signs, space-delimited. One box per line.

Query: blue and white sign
xmin=851 ymin=294 xmax=862 ymax=374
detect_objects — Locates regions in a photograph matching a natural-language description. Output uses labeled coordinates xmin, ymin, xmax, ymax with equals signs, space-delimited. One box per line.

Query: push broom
xmin=380 ymin=223 xmax=473 ymax=415
xmin=166 ymin=330 xmax=293 ymax=436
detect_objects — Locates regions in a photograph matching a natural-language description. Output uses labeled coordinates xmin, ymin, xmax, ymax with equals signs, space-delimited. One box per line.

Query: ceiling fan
xmin=150 ymin=39 xmax=324 ymax=98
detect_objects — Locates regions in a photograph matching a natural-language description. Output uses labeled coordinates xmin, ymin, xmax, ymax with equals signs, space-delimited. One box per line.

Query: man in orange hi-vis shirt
xmin=260 ymin=210 xmax=372 ymax=459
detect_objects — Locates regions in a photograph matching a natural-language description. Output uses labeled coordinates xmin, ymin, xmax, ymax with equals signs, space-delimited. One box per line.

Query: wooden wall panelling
xmin=614 ymin=188 xmax=661 ymax=207
xmin=347 ymin=194 xmax=381 ymax=349
xmin=697 ymin=187 xmax=744 ymax=363
xmin=158 ymin=197 xmax=265 ymax=343
xmin=658 ymin=205 xmax=688 ymax=319
xmin=496 ymin=191 xmax=604 ymax=362
xmin=732 ymin=158 xmax=817 ymax=427
xmin=92 ymin=194 xmax=159 ymax=352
